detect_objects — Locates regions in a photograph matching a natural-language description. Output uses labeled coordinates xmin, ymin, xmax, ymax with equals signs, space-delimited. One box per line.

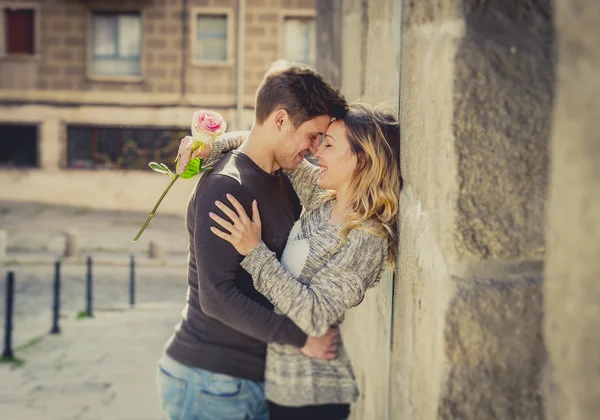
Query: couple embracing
xmin=156 ymin=61 xmax=401 ymax=420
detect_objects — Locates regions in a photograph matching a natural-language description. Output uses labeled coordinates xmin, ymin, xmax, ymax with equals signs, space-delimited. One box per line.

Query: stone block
xmin=52 ymin=21 xmax=72 ymax=33
xmin=160 ymin=53 xmax=178 ymax=63
xmin=147 ymin=68 xmax=167 ymax=79
xmin=258 ymin=13 xmax=277 ymax=23
xmin=146 ymin=10 xmax=164 ymax=20
xmin=297 ymin=0 xmax=315 ymax=9
xmin=40 ymin=65 xmax=61 ymax=76
xmin=65 ymin=66 xmax=84 ymax=77
xmin=453 ymin=1 xmax=554 ymax=260
xmin=157 ymin=82 xmax=176 ymax=93
xmin=52 ymin=50 xmax=73 ymax=61
xmin=43 ymin=37 xmax=60 ymax=47
xmin=51 ymin=80 xmax=73 ymax=90
xmin=65 ymin=8 xmax=86 ymax=19
xmin=438 ymin=264 xmax=545 ymax=419
xmin=76 ymin=22 xmax=86 ymax=33
xmin=147 ymin=38 xmax=167 ymax=49
xmin=246 ymin=27 xmax=266 ymax=37
xmin=64 ymin=36 xmax=85 ymax=47
xmin=257 ymin=41 xmax=278 ymax=53
xmin=246 ymin=56 xmax=266 ymax=67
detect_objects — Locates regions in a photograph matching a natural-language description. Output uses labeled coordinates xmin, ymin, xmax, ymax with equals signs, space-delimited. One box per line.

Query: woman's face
xmin=315 ymin=120 xmax=358 ymax=192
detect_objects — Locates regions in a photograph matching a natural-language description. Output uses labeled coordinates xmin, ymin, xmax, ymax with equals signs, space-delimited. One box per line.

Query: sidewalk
xmin=0 ymin=200 xmax=189 ymax=267
xmin=0 ymin=302 xmax=183 ymax=420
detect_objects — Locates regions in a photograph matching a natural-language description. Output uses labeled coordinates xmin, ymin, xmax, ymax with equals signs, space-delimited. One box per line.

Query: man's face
xmin=274 ymin=115 xmax=331 ymax=170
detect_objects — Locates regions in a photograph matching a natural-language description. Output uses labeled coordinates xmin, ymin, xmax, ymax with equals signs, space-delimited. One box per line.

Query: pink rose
xmin=192 ymin=110 xmax=227 ymax=144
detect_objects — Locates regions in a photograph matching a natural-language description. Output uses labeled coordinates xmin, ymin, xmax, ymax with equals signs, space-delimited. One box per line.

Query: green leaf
xmin=179 ymin=158 xmax=201 ymax=179
xmin=149 ymin=162 xmax=169 ymax=175
xmin=159 ymin=163 xmax=175 ymax=179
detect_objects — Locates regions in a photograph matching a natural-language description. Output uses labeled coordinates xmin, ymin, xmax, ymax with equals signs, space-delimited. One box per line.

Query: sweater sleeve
xmin=193 ymin=174 xmax=307 ymax=347
xmin=202 ymin=131 xmax=248 ymax=167
xmin=240 ymin=230 xmax=387 ymax=336
xmin=282 ymin=159 xmax=327 ymax=209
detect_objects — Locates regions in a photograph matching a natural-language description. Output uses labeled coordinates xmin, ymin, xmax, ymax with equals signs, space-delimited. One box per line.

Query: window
xmin=194 ymin=13 xmax=229 ymax=63
xmin=92 ymin=12 xmax=141 ymax=76
xmin=4 ymin=8 xmax=35 ymax=55
xmin=67 ymin=126 xmax=185 ymax=170
xmin=0 ymin=124 xmax=38 ymax=168
xmin=283 ymin=16 xmax=315 ymax=66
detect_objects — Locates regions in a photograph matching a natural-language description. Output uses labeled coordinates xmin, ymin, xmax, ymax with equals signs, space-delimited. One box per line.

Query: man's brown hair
xmin=255 ymin=60 xmax=348 ymax=128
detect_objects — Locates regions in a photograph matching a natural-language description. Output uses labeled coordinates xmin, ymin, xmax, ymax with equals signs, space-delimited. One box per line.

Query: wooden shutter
xmin=6 ymin=9 xmax=35 ymax=54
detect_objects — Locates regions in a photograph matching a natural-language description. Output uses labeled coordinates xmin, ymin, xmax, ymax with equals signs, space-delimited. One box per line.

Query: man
xmin=157 ymin=61 xmax=348 ymax=420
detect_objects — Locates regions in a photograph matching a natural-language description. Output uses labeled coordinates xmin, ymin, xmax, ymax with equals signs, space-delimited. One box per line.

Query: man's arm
xmin=193 ymin=174 xmax=307 ymax=347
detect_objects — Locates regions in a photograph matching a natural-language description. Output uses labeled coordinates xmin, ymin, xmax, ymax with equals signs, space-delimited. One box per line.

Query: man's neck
xmin=237 ymin=129 xmax=280 ymax=174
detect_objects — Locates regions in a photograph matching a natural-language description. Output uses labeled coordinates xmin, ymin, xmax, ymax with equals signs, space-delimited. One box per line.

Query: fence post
xmin=50 ymin=260 xmax=61 ymax=334
xmin=86 ymin=256 xmax=93 ymax=317
xmin=64 ymin=230 xmax=77 ymax=258
xmin=2 ymin=271 xmax=15 ymax=359
xmin=149 ymin=240 xmax=162 ymax=259
xmin=130 ymin=254 xmax=135 ymax=308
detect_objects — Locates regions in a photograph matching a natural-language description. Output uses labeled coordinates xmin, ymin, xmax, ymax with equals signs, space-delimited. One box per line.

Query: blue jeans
xmin=156 ymin=354 xmax=269 ymax=420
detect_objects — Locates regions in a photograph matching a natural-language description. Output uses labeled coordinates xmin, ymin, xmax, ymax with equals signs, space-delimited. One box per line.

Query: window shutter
xmin=6 ymin=9 xmax=35 ymax=55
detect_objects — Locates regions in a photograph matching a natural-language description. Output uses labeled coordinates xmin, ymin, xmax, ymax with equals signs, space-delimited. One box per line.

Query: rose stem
xmin=132 ymin=174 xmax=180 ymax=242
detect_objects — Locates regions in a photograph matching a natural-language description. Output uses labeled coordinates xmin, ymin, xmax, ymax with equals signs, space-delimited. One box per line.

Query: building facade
xmin=0 ymin=0 xmax=315 ymax=213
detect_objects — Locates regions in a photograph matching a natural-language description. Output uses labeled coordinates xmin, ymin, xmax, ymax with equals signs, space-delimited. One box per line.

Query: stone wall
xmin=393 ymin=1 xmax=552 ymax=419
xmin=318 ymin=0 xmax=559 ymax=418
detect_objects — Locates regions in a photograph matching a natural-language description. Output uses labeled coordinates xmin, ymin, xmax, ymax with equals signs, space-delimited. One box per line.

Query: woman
xmin=180 ymin=103 xmax=400 ymax=419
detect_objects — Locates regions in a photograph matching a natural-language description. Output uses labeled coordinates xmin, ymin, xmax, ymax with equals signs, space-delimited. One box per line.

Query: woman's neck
xmin=329 ymin=188 xmax=351 ymax=225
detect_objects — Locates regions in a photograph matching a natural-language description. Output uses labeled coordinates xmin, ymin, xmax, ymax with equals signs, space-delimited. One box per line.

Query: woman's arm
xmin=181 ymin=132 xmax=324 ymax=208
xmin=240 ymin=230 xmax=387 ymax=336
xmin=282 ymin=160 xmax=327 ymax=209
xmin=176 ymin=131 xmax=247 ymax=175
xmin=202 ymin=131 xmax=248 ymax=167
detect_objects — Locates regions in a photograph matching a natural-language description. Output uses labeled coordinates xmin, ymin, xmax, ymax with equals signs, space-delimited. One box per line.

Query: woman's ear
xmin=356 ymin=153 xmax=367 ymax=171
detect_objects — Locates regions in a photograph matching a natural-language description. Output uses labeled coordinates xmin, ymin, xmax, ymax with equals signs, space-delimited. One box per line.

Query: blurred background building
xmin=0 ymin=0 xmax=315 ymax=212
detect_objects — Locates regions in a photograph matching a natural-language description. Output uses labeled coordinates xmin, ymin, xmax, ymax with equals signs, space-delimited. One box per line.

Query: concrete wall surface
xmin=323 ymin=1 xmax=402 ymax=419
